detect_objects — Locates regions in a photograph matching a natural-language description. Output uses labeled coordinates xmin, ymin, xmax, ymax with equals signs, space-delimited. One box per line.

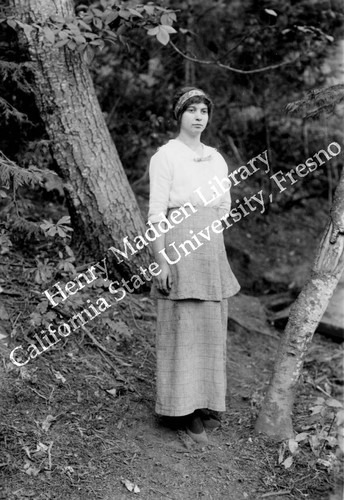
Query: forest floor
xmin=0 ymin=194 xmax=343 ymax=500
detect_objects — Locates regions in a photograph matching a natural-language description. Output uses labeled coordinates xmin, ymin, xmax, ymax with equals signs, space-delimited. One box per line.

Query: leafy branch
xmin=1 ymin=1 xmax=178 ymax=64
xmin=0 ymin=96 xmax=31 ymax=125
xmin=1 ymin=2 xmax=335 ymax=74
xmin=0 ymin=151 xmax=47 ymax=239
xmin=0 ymin=60 xmax=34 ymax=94
xmin=168 ymin=17 xmax=335 ymax=75
xmin=286 ymin=84 xmax=344 ymax=119
xmin=0 ymin=150 xmax=43 ymax=191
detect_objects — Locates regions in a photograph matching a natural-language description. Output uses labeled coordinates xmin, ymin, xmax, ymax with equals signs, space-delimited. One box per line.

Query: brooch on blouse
xmin=193 ymin=154 xmax=212 ymax=162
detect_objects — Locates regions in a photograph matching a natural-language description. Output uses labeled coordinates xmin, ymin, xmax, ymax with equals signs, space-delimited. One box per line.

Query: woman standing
xmin=148 ymin=87 xmax=240 ymax=444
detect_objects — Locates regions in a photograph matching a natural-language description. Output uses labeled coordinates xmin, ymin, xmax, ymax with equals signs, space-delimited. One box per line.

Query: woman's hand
xmin=150 ymin=223 xmax=172 ymax=295
xmin=156 ymin=262 xmax=173 ymax=295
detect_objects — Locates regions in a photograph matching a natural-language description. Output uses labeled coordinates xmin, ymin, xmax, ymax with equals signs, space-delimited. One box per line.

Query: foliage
xmin=0 ymin=95 xmax=30 ymax=124
xmin=0 ymin=60 xmax=35 ymax=149
xmin=286 ymin=84 xmax=344 ymax=119
xmin=183 ymin=0 xmax=343 ymax=158
xmin=0 ymin=150 xmax=43 ymax=190
xmin=278 ymin=396 xmax=344 ymax=471
xmin=0 ymin=228 xmax=12 ymax=255
xmin=0 ymin=0 xmax=179 ymax=242
xmin=87 ymin=0 xmax=344 ymax=197
xmin=1 ymin=1 xmax=178 ymax=64
xmin=0 ymin=54 xmax=40 ymax=158
xmin=0 ymin=60 xmax=33 ymax=94
xmin=0 ymin=150 xmax=46 ymax=240
xmin=0 ymin=0 xmax=343 ymax=228
xmin=0 ymin=22 xmax=51 ymax=241
xmin=40 ymin=215 xmax=73 ymax=239
xmin=35 ymin=215 xmax=76 ymax=282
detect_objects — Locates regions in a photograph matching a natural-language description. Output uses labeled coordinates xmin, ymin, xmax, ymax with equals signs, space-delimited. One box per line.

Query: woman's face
xmin=179 ymin=101 xmax=209 ymax=136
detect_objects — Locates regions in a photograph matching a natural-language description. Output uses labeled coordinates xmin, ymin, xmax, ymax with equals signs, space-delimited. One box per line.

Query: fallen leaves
xmin=121 ymin=478 xmax=140 ymax=493
xmin=23 ymin=458 xmax=40 ymax=477
xmin=52 ymin=370 xmax=66 ymax=384
xmin=41 ymin=414 xmax=57 ymax=432
xmin=21 ymin=441 xmax=54 ymax=476
xmin=106 ymin=388 xmax=118 ymax=397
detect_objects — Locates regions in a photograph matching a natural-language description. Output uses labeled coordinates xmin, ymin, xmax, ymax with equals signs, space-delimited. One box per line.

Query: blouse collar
xmin=169 ymin=139 xmax=214 ymax=162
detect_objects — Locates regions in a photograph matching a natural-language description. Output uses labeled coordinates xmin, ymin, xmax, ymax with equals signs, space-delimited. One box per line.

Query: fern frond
xmin=0 ymin=60 xmax=22 ymax=80
xmin=11 ymin=217 xmax=43 ymax=239
xmin=0 ymin=151 xmax=43 ymax=189
xmin=0 ymin=96 xmax=29 ymax=124
xmin=286 ymin=84 xmax=344 ymax=119
xmin=0 ymin=60 xmax=34 ymax=93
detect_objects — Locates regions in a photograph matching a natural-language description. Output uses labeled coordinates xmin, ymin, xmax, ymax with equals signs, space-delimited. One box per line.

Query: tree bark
xmin=9 ymin=0 xmax=151 ymax=279
xmin=255 ymin=171 xmax=344 ymax=440
xmin=185 ymin=0 xmax=196 ymax=86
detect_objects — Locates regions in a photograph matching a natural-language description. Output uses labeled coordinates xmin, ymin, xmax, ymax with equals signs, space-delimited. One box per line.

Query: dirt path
xmin=0 ymin=196 xmax=341 ymax=499
xmin=1 ymin=310 xmax=338 ymax=500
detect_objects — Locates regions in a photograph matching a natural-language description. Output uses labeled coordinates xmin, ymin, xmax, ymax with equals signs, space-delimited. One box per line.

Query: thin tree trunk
xmin=255 ymin=171 xmax=344 ymax=440
xmin=9 ymin=0 xmax=151 ymax=279
xmin=185 ymin=0 xmax=196 ymax=86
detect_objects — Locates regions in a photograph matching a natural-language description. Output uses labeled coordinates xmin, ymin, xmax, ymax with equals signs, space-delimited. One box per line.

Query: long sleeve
xmin=148 ymin=140 xmax=233 ymax=222
xmin=148 ymin=149 xmax=173 ymax=224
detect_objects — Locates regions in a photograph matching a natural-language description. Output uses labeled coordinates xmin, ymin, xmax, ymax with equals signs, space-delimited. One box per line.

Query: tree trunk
xmin=9 ymin=0 xmax=151 ymax=279
xmin=255 ymin=171 xmax=344 ymax=440
xmin=185 ymin=0 xmax=196 ymax=85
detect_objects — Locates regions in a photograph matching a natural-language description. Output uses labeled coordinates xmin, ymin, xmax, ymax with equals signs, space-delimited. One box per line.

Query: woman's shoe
xmin=198 ymin=409 xmax=221 ymax=430
xmin=159 ymin=415 xmax=187 ymax=430
xmin=185 ymin=412 xmax=208 ymax=444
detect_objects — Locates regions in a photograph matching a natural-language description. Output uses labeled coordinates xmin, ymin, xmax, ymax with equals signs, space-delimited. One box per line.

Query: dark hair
xmin=172 ymin=86 xmax=213 ymax=123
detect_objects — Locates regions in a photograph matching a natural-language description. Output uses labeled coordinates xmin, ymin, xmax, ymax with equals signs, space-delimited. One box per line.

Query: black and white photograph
xmin=0 ymin=1 xmax=343 ymax=499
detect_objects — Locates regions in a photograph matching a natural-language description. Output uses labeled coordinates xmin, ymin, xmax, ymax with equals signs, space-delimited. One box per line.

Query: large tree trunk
xmin=9 ymin=0 xmax=151 ymax=278
xmin=255 ymin=171 xmax=344 ymax=440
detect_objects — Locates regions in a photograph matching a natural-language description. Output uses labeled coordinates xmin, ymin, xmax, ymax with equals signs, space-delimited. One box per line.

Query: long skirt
xmin=155 ymin=298 xmax=228 ymax=416
xmin=153 ymin=206 xmax=239 ymax=416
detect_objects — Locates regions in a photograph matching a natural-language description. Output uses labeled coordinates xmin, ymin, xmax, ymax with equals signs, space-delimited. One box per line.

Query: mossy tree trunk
xmin=9 ymin=0 xmax=151 ymax=278
xmin=255 ymin=171 xmax=344 ymax=440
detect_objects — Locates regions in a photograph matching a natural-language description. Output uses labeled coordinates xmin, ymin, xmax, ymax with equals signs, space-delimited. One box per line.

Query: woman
xmin=148 ymin=87 xmax=240 ymax=444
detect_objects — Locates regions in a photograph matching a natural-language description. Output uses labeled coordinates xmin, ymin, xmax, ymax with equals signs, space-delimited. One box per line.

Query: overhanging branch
xmin=169 ymin=40 xmax=302 ymax=75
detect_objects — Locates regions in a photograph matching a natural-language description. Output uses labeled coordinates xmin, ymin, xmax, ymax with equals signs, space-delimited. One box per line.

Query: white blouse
xmin=148 ymin=139 xmax=231 ymax=224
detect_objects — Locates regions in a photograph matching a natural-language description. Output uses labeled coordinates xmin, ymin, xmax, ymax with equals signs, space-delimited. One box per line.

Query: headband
xmin=174 ymin=89 xmax=208 ymax=119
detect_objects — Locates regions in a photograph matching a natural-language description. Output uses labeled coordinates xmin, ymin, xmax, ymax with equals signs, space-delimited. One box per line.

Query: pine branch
xmin=0 ymin=60 xmax=34 ymax=94
xmin=0 ymin=150 xmax=43 ymax=189
xmin=0 ymin=96 xmax=30 ymax=124
xmin=286 ymin=84 xmax=344 ymax=119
